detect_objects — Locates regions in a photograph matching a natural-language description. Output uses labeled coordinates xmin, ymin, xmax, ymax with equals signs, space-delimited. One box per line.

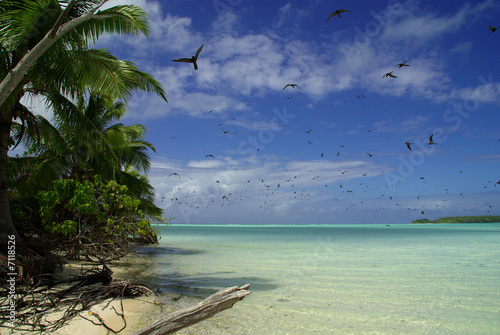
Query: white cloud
xmin=187 ymin=159 xmax=225 ymax=168
xmin=273 ymin=3 xmax=293 ymax=29
xmin=150 ymin=154 xmax=390 ymax=223
xmin=450 ymin=82 xmax=500 ymax=104
xmin=381 ymin=1 xmax=495 ymax=41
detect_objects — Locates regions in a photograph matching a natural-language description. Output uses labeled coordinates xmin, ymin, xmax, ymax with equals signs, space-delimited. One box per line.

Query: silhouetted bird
xmin=221 ymin=129 xmax=236 ymax=134
xmin=283 ymin=84 xmax=301 ymax=90
xmin=427 ymin=134 xmax=437 ymax=145
xmin=383 ymin=71 xmax=397 ymax=78
xmin=366 ymin=152 xmax=373 ymax=157
xmin=205 ymin=154 xmax=214 ymax=158
xmin=305 ymin=129 xmax=312 ymax=134
xmin=405 ymin=142 xmax=413 ymax=151
xmin=488 ymin=24 xmax=499 ymax=33
xmin=326 ymin=9 xmax=351 ymax=22
xmin=172 ymin=44 xmax=204 ymax=70
xmin=397 ymin=61 xmax=410 ymax=68
xmin=169 ymin=173 xmax=181 ymax=178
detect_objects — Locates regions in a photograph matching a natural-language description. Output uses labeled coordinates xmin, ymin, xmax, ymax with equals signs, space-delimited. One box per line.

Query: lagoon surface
xmin=128 ymin=224 xmax=500 ymax=334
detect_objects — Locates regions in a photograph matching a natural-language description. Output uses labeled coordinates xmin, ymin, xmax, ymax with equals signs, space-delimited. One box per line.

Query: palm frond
xmin=30 ymin=48 xmax=167 ymax=102
xmin=9 ymin=155 xmax=70 ymax=197
xmin=67 ymin=4 xmax=150 ymax=45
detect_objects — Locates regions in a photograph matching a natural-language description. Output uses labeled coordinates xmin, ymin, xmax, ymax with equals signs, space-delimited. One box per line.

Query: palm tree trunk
xmin=0 ymin=112 xmax=18 ymax=243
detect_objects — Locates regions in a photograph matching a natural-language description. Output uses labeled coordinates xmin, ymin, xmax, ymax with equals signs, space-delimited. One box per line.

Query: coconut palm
xmin=0 ymin=0 xmax=167 ymax=240
xmin=10 ymin=92 xmax=162 ymax=216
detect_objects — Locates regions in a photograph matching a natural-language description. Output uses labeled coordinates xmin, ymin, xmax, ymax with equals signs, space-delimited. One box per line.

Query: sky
xmin=18 ymin=0 xmax=500 ymax=224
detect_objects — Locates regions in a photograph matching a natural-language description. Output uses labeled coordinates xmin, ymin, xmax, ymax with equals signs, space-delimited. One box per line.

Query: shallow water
xmin=130 ymin=224 xmax=500 ymax=334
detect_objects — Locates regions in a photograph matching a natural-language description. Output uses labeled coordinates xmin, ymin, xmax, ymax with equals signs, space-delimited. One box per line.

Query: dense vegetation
xmin=412 ymin=216 xmax=500 ymax=224
xmin=1 ymin=0 xmax=168 ymax=275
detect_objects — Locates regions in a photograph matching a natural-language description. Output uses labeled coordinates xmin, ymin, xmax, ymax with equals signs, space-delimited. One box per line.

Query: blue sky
xmin=20 ymin=0 xmax=500 ymax=224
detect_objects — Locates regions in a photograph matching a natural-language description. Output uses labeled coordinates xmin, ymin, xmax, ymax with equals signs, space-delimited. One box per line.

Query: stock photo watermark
xmin=213 ymin=0 xmax=243 ymax=17
xmin=4 ymin=234 xmax=18 ymax=328
xmin=384 ymin=73 xmax=499 ymax=189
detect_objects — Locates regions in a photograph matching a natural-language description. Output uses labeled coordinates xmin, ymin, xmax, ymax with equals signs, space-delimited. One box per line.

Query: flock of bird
xmin=163 ymin=9 xmax=499 ymax=220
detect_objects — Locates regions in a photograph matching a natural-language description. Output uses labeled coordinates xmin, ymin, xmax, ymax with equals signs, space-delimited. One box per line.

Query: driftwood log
xmin=132 ymin=284 xmax=251 ymax=335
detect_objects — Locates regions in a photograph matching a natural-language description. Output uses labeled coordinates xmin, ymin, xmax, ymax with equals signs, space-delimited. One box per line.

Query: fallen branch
xmin=132 ymin=284 xmax=251 ymax=335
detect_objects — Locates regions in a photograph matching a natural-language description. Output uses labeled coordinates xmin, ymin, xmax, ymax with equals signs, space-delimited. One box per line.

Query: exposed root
xmin=0 ymin=263 xmax=156 ymax=332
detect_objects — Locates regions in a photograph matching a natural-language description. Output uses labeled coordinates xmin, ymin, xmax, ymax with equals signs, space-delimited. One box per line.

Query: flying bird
xmin=305 ymin=129 xmax=312 ymax=134
xmin=427 ymin=134 xmax=437 ymax=145
xmin=283 ymin=84 xmax=301 ymax=90
xmin=383 ymin=71 xmax=397 ymax=78
xmin=366 ymin=152 xmax=374 ymax=157
xmin=172 ymin=44 xmax=204 ymax=70
xmin=405 ymin=142 xmax=413 ymax=151
xmin=326 ymin=9 xmax=351 ymax=22
xmin=169 ymin=173 xmax=181 ymax=178
xmin=205 ymin=154 xmax=214 ymax=158
xmin=397 ymin=61 xmax=410 ymax=68
xmin=488 ymin=24 xmax=499 ymax=33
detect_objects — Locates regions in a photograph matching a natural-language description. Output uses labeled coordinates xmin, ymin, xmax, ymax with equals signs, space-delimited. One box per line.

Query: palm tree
xmin=10 ymin=92 xmax=162 ymax=216
xmin=0 ymin=0 xmax=167 ymax=241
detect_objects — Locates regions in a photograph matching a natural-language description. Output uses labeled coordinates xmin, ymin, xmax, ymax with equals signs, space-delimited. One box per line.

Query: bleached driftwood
xmin=132 ymin=284 xmax=251 ymax=335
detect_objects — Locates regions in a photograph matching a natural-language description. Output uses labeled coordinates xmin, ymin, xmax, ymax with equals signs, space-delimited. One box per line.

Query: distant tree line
xmin=412 ymin=216 xmax=500 ymax=224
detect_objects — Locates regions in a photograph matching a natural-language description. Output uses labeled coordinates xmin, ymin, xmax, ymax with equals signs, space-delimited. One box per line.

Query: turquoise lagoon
xmin=127 ymin=224 xmax=500 ymax=334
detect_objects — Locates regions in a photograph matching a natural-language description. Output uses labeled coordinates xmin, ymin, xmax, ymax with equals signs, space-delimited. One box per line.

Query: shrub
xmin=36 ymin=176 xmax=168 ymax=261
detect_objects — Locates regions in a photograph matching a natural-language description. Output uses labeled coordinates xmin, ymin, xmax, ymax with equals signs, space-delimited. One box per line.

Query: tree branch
xmin=132 ymin=284 xmax=252 ymax=335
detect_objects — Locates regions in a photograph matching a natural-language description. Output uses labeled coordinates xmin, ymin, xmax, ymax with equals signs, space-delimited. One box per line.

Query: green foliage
xmin=10 ymin=92 xmax=163 ymax=217
xmin=1 ymin=0 xmax=168 ymax=268
xmin=36 ymin=176 xmax=168 ymax=260
xmin=411 ymin=216 xmax=500 ymax=224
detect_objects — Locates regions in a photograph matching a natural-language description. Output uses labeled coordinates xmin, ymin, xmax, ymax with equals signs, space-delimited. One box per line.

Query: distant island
xmin=412 ymin=215 xmax=500 ymax=224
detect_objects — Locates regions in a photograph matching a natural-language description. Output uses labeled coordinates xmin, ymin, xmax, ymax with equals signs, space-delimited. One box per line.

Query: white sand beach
xmin=0 ymin=261 xmax=181 ymax=335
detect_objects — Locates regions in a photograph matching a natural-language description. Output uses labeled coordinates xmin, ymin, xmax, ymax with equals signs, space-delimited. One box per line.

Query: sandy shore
xmin=0 ymin=260 xmax=183 ymax=335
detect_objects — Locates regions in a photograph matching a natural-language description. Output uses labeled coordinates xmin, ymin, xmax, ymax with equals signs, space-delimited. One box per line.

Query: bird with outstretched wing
xmin=172 ymin=44 xmax=204 ymax=70
xmin=326 ymin=9 xmax=351 ymax=22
